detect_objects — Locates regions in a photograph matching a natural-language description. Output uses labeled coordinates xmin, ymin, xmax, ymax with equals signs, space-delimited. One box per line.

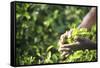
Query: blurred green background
xmin=15 ymin=2 xmax=97 ymax=65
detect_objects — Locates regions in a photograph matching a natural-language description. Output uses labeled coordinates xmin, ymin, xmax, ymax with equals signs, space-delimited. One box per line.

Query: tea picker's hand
xmin=58 ymin=31 xmax=97 ymax=57
xmin=58 ymin=29 xmax=73 ymax=57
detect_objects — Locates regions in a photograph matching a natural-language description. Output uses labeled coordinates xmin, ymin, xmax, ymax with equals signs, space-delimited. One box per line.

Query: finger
xmin=60 ymin=32 xmax=68 ymax=39
xmin=60 ymin=34 xmax=65 ymax=40
xmin=59 ymin=44 xmax=74 ymax=52
xmin=61 ymin=51 xmax=70 ymax=57
xmin=59 ymin=31 xmax=69 ymax=45
xmin=65 ymin=31 xmax=68 ymax=34
xmin=60 ymin=42 xmax=79 ymax=48
xmin=58 ymin=40 xmax=64 ymax=47
xmin=59 ymin=39 xmax=64 ymax=44
xmin=67 ymin=29 xmax=73 ymax=38
xmin=59 ymin=47 xmax=70 ymax=52
xmin=61 ymin=51 xmax=68 ymax=56
xmin=59 ymin=36 xmax=65 ymax=44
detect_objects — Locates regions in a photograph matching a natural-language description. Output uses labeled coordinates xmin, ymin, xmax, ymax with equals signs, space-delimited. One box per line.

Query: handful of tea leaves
xmin=66 ymin=28 xmax=96 ymax=44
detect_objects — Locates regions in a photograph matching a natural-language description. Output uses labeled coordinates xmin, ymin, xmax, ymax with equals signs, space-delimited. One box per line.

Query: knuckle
xmin=58 ymin=47 xmax=62 ymax=52
xmin=60 ymin=34 xmax=64 ymax=39
xmin=58 ymin=40 xmax=62 ymax=45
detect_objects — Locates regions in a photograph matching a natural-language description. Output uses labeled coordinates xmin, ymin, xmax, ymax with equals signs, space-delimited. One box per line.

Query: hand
xmin=74 ymin=37 xmax=97 ymax=50
xmin=58 ymin=29 xmax=73 ymax=57
xmin=58 ymin=32 xmax=97 ymax=57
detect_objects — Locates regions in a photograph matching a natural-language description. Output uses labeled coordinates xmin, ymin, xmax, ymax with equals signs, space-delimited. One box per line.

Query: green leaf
xmin=46 ymin=46 xmax=54 ymax=52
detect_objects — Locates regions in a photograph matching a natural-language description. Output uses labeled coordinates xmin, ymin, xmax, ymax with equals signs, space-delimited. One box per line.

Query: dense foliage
xmin=15 ymin=2 xmax=97 ymax=65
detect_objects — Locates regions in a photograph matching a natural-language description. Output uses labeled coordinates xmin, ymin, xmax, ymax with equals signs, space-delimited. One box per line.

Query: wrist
xmin=77 ymin=23 xmax=85 ymax=29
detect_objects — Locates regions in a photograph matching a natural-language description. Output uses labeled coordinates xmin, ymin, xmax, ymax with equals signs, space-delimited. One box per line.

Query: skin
xmin=78 ymin=7 xmax=96 ymax=29
xmin=58 ymin=7 xmax=97 ymax=56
